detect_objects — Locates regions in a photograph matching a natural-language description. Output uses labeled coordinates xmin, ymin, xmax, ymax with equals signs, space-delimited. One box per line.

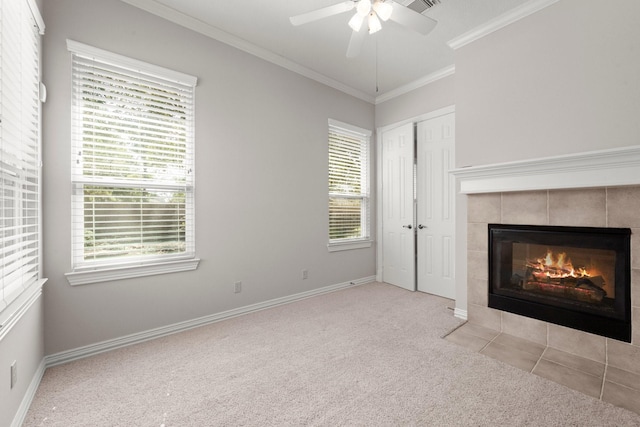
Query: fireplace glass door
xmin=488 ymin=224 xmax=631 ymax=342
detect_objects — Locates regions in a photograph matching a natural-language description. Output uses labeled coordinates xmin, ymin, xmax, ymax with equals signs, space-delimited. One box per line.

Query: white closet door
xmin=416 ymin=113 xmax=456 ymax=299
xmin=381 ymin=123 xmax=415 ymax=291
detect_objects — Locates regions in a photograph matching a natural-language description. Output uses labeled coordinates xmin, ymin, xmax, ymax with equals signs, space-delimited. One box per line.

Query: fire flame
xmin=530 ymin=249 xmax=591 ymax=280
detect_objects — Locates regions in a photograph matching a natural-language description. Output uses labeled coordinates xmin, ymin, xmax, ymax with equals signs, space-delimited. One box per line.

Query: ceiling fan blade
xmin=290 ymin=1 xmax=355 ymax=26
xmin=388 ymin=1 xmax=437 ymax=35
xmin=346 ymin=28 xmax=366 ymax=58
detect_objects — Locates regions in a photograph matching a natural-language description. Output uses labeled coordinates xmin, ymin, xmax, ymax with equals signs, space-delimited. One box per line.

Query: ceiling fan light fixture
xmin=372 ymin=1 xmax=393 ymax=21
xmin=368 ymin=12 xmax=382 ymax=34
xmin=348 ymin=12 xmax=365 ymax=31
xmin=290 ymin=0 xmax=439 ymax=59
xmin=356 ymin=0 xmax=372 ymax=16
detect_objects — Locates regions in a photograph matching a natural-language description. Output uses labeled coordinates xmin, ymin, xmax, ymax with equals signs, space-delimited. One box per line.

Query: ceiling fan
xmin=289 ymin=0 xmax=438 ymax=58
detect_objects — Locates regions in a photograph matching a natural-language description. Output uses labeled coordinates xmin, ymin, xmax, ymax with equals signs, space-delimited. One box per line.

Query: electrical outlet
xmin=302 ymin=269 xmax=308 ymax=280
xmin=234 ymin=281 xmax=242 ymax=293
xmin=10 ymin=361 xmax=17 ymax=389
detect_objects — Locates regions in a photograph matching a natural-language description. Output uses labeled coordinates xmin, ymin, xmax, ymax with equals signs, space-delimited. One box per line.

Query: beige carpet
xmin=24 ymin=282 xmax=640 ymax=426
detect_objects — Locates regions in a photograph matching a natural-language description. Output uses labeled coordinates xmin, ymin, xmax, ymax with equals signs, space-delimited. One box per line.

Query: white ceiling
xmin=122 ymin=0 xmax=533 ymax=102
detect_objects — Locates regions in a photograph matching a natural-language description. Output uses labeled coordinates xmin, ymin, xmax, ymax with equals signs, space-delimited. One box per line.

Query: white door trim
xmin=376 ymin=105 xmax=455 ymax=283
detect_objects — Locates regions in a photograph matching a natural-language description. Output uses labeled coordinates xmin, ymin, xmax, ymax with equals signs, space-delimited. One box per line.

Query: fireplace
xmin=488 ymin=224 xmax=632 ymax=342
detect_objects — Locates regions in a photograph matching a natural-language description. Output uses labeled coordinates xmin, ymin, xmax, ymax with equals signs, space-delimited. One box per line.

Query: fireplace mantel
xmin=451 ymin=145 xmax=640 ymax=194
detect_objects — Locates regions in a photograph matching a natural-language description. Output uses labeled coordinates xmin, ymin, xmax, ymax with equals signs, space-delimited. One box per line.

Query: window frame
xmin=327 ymin=119 xmax=372 ymax=252
xmin=65 ymin=40 xmax=199 ymax=286
xmin=0 ymin=0 xmax=47 ymax=329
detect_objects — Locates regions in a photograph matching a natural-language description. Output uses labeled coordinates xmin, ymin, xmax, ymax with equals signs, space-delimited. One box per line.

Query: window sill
xmin=327 ymin=240 xmax=373 ymax=252
xmin=65 ymin=258 xmax=200 ymax=286
xmin=0 ymin=278 xmax=47 ymax=340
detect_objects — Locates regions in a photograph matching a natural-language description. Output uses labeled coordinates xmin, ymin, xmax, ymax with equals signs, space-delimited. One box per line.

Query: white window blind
xmin=328 ymin=120 xmax=370 ymax=244
xmin=0 ymin=0 xmax=44 ymax=312
xmin=68 ymin=41 xmax=197 ymax=272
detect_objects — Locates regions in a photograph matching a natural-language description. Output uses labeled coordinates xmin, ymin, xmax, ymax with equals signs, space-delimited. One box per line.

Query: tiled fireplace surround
xmin=450 ymin=147 xmax=640 ymax=414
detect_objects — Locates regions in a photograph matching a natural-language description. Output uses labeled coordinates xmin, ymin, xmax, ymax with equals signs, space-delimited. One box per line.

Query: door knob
xmin=402 ymin=224 xmax=412 ymax=229
xmin=418 ymin=224 xmax=427 ymax=229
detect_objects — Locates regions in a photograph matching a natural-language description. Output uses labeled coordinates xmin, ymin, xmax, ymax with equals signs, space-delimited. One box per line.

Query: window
xmin=328 ymin=119 xmax=371 ymax=251
xmin=66 ymin=41 xmax=199 ymax=285
xmin=0 ymin=0 xmax=45 ymax=318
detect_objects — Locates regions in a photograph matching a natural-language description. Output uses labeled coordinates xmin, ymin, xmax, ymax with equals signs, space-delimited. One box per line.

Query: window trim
xmin=65 ymin=258 xmax=199 ymax=286
xmin=327 ymin=119 xmax=372 ymax=252
xmin=66 ymin=40 xmax=197 ymax=87
xmin=65 ymin=40 xmax=199 ymax=285
xmin=0 ymin=0 xmax=46 ymax=318
xmin=327 ymin=239 xmax=372 ymax=252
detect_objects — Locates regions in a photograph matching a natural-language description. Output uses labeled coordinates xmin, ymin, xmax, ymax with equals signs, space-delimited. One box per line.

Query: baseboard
xmin=10 ymin=358 xmax=46 ymax=427
xmin=454 ymin=308 xmax=468 ymax=321
xmin=45 ymin=276 xmax=376 ymax=368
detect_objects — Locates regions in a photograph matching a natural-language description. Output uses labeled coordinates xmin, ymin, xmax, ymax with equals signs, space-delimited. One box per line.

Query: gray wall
xmin=35 ymin=0 xmax=640 ymax=363
xmin=375 ymin=74 xmax=455 ymax=128
xmin=374 ymin=0 xmax=640 ymax=316
xmin=0 ymin=297 xmax=44 ymax=427
xmin=42 ymin=0 xmax=375 ymax=355
xmin=8 ymin=0 xmax=637 ymax=423
xmin=452 ymin=0 xmax=640 ymax=313
xmin=455 ymin=0 xmax=640 ymax=167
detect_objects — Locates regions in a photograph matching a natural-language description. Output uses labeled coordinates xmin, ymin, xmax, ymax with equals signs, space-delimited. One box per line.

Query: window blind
xmin=328 ymin=120 xmax=370 ymax=242
xmin=69 ymin=42 xmax=197 ymax=270
xmin=0 ymin=0 xmax=43 ymax=310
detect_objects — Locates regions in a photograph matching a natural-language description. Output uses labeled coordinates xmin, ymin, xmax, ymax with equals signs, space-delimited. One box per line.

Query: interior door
xmin=416 ymin=113 xmax=455 ymax=299
xmin=381 ymin=123 xmax=415 ymax=291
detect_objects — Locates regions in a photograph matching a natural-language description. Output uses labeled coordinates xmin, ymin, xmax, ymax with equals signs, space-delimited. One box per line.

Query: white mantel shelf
xmin=451 ymin=145 xmax=640 ymax=194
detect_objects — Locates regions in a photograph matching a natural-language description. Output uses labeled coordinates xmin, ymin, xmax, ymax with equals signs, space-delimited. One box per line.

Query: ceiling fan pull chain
xmin=375 ymin=36 xmax=379 ymax=93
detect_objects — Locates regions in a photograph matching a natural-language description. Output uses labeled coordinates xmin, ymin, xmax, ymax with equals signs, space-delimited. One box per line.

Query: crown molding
xmin=451 ymin=145 xmax=640 ymax=194
xmin=375 ymin=65 xmax=455 ymax=104
xmin=447 ymin=0 xmax=559 ymax=50
xmin=120 ymin=0 xmax=375 ymax=103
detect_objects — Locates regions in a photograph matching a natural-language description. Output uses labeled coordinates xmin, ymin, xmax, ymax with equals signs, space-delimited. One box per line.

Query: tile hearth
xmin=445 ymin=323 xmax=640 ymax=415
